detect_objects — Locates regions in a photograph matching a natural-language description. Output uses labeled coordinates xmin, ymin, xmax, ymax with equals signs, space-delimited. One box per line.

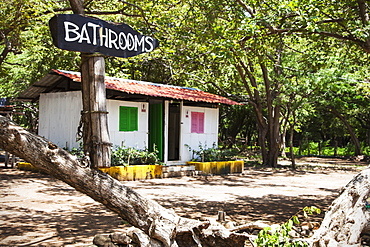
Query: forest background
xmin=1 ymin=0 xmax=370 ymax=167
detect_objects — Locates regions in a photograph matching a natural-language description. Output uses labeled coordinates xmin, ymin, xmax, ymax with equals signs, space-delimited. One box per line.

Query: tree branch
xmin=235 ymin=0 xmax=255 ymax=18
xmin=184 ymin=72 xmax=248 ymax=104
xmin=84 ymin=10 xmax=141 ymax=17
xmin=68 ymin=0 xmax=85 ymax=15
xmin=357 ymin=0 xmax=369 ymax=25
xmin=0 ymin=116 xmax=250 ymax=246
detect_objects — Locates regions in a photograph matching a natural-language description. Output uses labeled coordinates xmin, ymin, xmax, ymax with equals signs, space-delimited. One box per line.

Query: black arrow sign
xmin=49 ymin=14 xmax=159 ymax=58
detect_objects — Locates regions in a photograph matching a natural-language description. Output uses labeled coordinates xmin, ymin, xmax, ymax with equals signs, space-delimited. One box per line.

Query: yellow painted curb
xmin=99 ymin=164 xmax=162 ymax=181
xmin=18 ymin=162 xmax=39 ymax=172
xmin=186 ymin=160 xmax=244 ymax=175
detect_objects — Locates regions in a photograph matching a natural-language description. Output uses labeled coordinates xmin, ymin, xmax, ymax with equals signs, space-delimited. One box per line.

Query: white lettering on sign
xmin=79 ymin=24 xmax=91 ymax=44
xmin=63 ymin=20 xmax=155 ymax=53
xmin=64 ymin=22 xmax=80 ymax=42
xmin=87 ymin=22 xmax=100 ymax=45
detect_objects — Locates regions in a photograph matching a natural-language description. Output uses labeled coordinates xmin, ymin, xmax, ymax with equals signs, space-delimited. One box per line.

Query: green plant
xmin=185 ymin=143 xmax=238 ymax=162
xmin=287 ymin=141 xmax=370 ymax=157
xmin=362 ymin=143 xmax=370 ymax=156
xmin=68 ymin=142 xmax=85 ymax=158
xmin=111 ymin=145 xmax=162 ymax=166
xmin=254 ymin=206 xmax=321 ymax=247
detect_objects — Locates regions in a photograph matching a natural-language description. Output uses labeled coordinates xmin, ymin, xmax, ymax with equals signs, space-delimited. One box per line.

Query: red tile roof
xmin=52 ymin=69 xmax=241 ymax=105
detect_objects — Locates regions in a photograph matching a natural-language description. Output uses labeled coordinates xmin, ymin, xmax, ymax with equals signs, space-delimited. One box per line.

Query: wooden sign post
xmin=79 ymin=54 xmax=111 ymax=168
xmin=49 ymin=9 xmax=159 ymax=168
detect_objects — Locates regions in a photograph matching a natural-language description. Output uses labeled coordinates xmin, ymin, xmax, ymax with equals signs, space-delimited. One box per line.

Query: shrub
xmin=255 ymin=206 xmax=321 ymax=247
xmin=111 ymin=145 xmax=161 ymax=166
xmin=186 ymin=143 xmax=238 ymax=162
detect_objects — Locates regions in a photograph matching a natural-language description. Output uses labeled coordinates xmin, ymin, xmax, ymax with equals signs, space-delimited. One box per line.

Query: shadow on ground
xmin=0 ymin=168 xmax=126 ymax=246
xmin=155 ymin=193 xmax=335 ymax=224
xmin=0 ymin=157 xmax=363 ymax=246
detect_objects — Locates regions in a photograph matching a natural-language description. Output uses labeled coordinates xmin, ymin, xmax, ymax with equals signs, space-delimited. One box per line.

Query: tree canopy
xmin=1 ymin=0 xmax=370 ymax=166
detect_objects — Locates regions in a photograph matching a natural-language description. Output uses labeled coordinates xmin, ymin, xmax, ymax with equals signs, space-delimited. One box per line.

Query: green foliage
xmin=69 ymin=143 xmax=85 ymax=159
xmin=185 ymin=143 xmax=238 ymax=162
xmin=289 ymin=141 xmax=370 ymax=156
xmin=2 ymin=0 xmax=370 ymax=166
xmin=0 ymin=0 xmax=76 ymax=98
xmin=255 ymin=206 xmax=320 ymax=246
xmin=111 ymin=145 xmax=162 ymax=166
xmin=68 ymin=143 xmax=163 ymax=166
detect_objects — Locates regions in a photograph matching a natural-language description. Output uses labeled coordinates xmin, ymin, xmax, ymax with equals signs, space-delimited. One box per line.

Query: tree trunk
xmin=0 ymin=116 xmax=249 ymax=246
xmin=311 ymin=167 xmax=370 ymax=246
xmin=280 ymin=117 xmax=288 ymax=159
xmin=80 ymin=55 xmax=111 ymax=168
xmin=289 ymin=121 xmax=296 ymax=170
xmin=329 ymin=106 xmax=362 ymax=156
xmin=267 ymin=104 xmax=281 ymax=168
xmin=69 ymin=0 xmax=111 ymax=168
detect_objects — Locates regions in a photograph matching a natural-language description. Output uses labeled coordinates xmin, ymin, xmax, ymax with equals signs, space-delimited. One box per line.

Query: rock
xmin=104 ymin=243 xmax=117 ymax=247
xmin=110 ymin=232 xmax=132 ymax=245
xmin=93 ymin=234 xmax=110 ymax=246
xmin=128 ymin=228 xmax=162 ymax=247
xmin=93 ymin=234 xmax=117 ymax=247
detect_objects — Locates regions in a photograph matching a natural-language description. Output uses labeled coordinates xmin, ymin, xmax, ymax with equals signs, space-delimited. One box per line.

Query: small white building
xmin=18 ymin=69 xmax=240 ymax=164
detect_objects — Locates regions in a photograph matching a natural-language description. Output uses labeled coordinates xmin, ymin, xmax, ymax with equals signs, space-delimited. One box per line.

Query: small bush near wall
xmin=68 ymin=144 xmax=162 ymax=166
xmin=186 ymin=143 xmax=238 ymax=162
xmin=111 ymin=145 xmax=162 ymax=166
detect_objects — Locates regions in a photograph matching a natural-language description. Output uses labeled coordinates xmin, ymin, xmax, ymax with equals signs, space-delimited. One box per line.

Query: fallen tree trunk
xmin=0 ymin=116 xmax=248 ymax=246
xmin=310 ymin=167 xmax=370 ymax=246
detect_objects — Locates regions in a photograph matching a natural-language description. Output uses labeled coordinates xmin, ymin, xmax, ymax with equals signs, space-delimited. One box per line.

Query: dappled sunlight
xmin=0 ymin=169 xmax=127 ymax=246
xmin=0 ymin=158 xmax=363 ymax=246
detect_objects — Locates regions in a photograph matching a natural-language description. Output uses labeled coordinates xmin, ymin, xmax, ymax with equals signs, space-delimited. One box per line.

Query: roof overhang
xmin=17 ymin=69 xmax=242 ymax=106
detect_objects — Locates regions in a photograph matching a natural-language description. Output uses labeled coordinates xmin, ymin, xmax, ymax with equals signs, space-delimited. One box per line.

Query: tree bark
xmin=80 ymin=55 xmax=111 ymax=168
xmin=311 ymin=167 xmax=370 ymax=246
xmin=69 ymin=0 xmax=85 ymax=15
xmin=68 ymin=0 xmax=111 ymax=168
xmin=0 ymin=116 xmax=249 ymax=246
xmin=329 ymin=106 xmax=362 ymax=156
xmin=289 ymin=119 xmax=296 ymax=170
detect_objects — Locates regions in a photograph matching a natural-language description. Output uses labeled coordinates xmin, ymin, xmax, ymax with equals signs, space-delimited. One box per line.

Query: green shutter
xmin=130 ymin=107 xmax=138 ymax=131
xmin=119 ymin=106 xmax=138 ymax=131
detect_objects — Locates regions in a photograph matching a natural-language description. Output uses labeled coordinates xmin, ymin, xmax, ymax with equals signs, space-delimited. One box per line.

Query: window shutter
xmin=198 ymin=112 xmax=204 ymax=133
xmin=191 ymin=112 xmax=198 ymax=133
xmin=130 ymin=107 xmax=138 ymax=131
xmin=191 ymin=111 xmax=204 ymax=133
xmin=119 ymin=106 xmax=138 ymax=131
xmin=119 ymin=107 xmax=129 ymax=131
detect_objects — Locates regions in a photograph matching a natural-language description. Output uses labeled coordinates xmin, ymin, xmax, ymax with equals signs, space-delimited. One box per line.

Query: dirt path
xmin=0 ymin=157 xmax=367 ymax=246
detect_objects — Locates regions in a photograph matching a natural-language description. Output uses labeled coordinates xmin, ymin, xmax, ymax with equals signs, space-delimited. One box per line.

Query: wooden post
xmin=80 ymin=54 xmax=111 ymax=168
xmin=67 ymin=0 xmax=111 ymax=168
xmin=4 ymin=151 xmax=9 ymax=168
xmin=217 ymin=211 xmax=226 ymax=222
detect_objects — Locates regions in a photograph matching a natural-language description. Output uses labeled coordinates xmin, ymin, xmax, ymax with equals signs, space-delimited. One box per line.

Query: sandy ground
xmin=0 ymin=157 xmax=368 ymax=246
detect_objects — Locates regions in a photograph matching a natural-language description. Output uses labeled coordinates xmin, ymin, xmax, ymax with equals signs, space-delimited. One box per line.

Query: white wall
xmin=39 ymin=92 xmax=149 ymax=150
xmin=38 ymin=91 xmax=219 ymax=163
xmin=39 ymin=91 xmax=82 ymax=149
xmin=106 ymin=99 xmax=148 ymax=149
xmin=180 ymin=105 xmax=219 ymax=161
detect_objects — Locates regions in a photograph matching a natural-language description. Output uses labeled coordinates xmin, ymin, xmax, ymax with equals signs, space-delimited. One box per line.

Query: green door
xmin=149 ymin=103 xmax=163 ymax=161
